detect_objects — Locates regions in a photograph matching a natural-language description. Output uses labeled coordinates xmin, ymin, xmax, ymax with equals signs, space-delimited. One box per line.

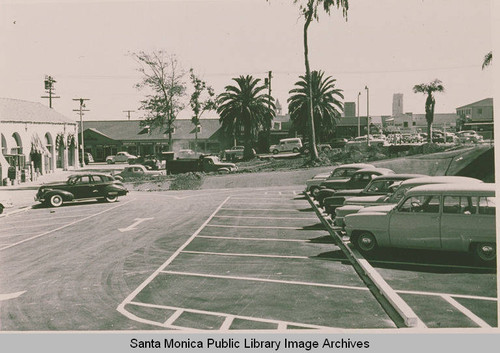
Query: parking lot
xmin=0 ymin=186 xmax=496 ymax=330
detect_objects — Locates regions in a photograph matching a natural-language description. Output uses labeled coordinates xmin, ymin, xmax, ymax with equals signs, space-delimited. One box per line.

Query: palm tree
xmin=294 ymin=0 xmax=349 ymax=161
xmin=482 ymin=51 xmax=492 ymax=69
xmin=217 ymin=75 xmax=275 ymax=160
xmin=413 ymin=79 xmax=445 ymax=143
xmin=288 ymin=70 xmax=344 ymax=144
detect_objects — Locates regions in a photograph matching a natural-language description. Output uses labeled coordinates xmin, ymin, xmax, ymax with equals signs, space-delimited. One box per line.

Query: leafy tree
xmin=413 ymin=79 xmax=445 ymax=143
xmin=217 ymin=75 xmax=275 ymax=160
xmin=482 ymin=51 xmax=492 ymax=69
xmin=293 ymin=0 xmax=349 ymax=160
xmin=189 ymin=69 xmax=217 ymax=152
xmin=288 ymin=70 xmax=344 ymax=143
xmin=133 ymin=50 xmax=186 ymax=151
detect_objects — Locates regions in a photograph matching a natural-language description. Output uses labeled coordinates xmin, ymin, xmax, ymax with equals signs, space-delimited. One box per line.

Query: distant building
xmin=456 ymin=98 xmax=494 ymax=139
xmin=1 ymin=98 xmax=79 ymax=183
xmin=83 ymin=119 xmax=223 ymax=161
xmin=343 ymin=102 xmax=356 ymax=118
xmin=392 ymin=93 xmax=404 ymax=117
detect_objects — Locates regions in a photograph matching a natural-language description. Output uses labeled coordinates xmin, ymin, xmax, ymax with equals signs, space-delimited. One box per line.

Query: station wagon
xmin=344 ymin=183 xmax=496 ymax=264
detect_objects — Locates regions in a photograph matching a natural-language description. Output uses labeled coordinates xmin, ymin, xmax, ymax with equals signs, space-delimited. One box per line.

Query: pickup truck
xmin=166 ymin=155 xmax=237 ymax=174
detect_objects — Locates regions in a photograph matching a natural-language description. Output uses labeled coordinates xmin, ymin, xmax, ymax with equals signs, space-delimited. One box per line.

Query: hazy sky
xmin=0 ymin=0 xmax=494 ymax=122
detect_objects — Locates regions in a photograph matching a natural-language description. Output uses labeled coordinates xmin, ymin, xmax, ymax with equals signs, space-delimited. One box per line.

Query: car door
xmin=388 ymin=194 xmax=441 ymax=249
xmin=71 ymin=175 xmax=93 ymax=199
xmin=89 ymin=175 xmax=108 ymax=197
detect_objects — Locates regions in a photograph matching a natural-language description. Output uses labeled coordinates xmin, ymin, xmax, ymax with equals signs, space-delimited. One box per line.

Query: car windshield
xmin=387 ymin=185 xmax=410 ymax=203
xmin=330 ymin=168 xmax=356 ymax=178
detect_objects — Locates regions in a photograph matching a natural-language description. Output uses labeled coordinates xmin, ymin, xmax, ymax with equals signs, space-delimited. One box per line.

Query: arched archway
xmin=1 ymin=134 xmax=7 ymax=155
xmin=55 ymin=133 xmax=65 ymax=168
xmin=67 ymin=134 xmax=76 ymax=167
xmin=45 ymin=132 xmax=54 ymax=173
xmin=11 ymin=132 xmax=22 ymax=155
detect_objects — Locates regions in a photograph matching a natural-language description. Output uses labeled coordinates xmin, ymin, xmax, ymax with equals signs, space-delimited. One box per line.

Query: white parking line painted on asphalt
xmin=0 ymin=200 xmax=133 ymax=251
xmin=129 ymin=301 xmax=339 ymax=331
xmin=220 ymin=208 xmax=305 ymax=212
xmin=0 ymin=291 xmax=26 ymax=302
xmin=219 ymin=315 xmax=234 ymax=331
xmin=181 ymin=250 xmax=309 ymax=259
xmin=118 ymin=217 xmax=154 ymax=232
xmin=163 ymin=309 xmax=184 ymax=326
xmin=229 ymin=197 xmax=301 ymax=201
xmin=206 ymin=224 xmax=302 ymax=230
xmin=213 ymin=215 xmax=317 ymax=220
xmin=0 ymin=214 xmax=84 ymax=224
xmin=441 ymin=295 xmax=492 ymax=328
xmin=197 ymin=235 xmax=307 ymax=242
xmin=396 ymin=289 xmax=497 ymax=302
xmin=162 ymin=270 xmax=370 ymax=292
xmin=116 ymin=196 xmax=231 ymax=326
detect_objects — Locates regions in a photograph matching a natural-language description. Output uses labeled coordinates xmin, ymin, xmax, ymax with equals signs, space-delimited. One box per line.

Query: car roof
xmin=334 ymin=163 xmax=374 ymax=169
xmin=355 ymin=167 xmax=394 ymax=174
xmin=371 ymin=174 xmax=426 ymax=181
xmin=68 ymin=172 xmax=113 ymax=178
xmin=399 ymin=176 xmax=483 ymax=186
xmin=407 ymin=183 xmax=495 ymax=195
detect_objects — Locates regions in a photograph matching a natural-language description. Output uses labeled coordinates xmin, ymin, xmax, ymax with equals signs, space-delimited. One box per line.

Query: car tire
xmin=292 ymin=148 xmax=299 ymax=153
xmin=272 ymin=149 xmax=279 ymax=154
xmin=472 ymin=242 xmax=496 ymax=264
xmin=352 ymin=232 xmax=378 ymax=254
xmin=309 ymin=186 xmax=320 ymax=197
xmin=0 ymin=205 xmax=4 ymax=214
xmin=105 ymin=195 xmax=118 ymax=203
xmin=49 ymin=194 xmax=63 ymax=208
xmin=106 ymin=160 xmax=113 ymax=164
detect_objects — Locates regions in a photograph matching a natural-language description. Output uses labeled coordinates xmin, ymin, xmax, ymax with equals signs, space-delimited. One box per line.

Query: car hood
xmin=334 ymin=189 xmax=364 ymax=196
xmin=216 ymin=162 xmax=236 ymax=168
xmin=357 ymin=204 xmax=396 ymax=213
xmin=40 ymin=181 xmax=68 ymax=188
xmin=313 ymin=172 xmax=330 ymax=179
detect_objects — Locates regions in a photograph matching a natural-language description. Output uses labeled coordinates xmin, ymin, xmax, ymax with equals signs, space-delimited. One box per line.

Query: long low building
xmin=0 ymin=98 xmax=79 ymax=183
xmin=83 ymin=118 xmax=224 ymax=161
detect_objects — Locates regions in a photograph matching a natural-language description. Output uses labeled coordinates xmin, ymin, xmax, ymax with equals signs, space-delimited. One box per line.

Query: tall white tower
xmin=392 ymin=93 xmax=404 ymax=117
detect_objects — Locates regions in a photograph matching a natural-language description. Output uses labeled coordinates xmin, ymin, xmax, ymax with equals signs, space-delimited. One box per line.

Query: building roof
xmin=456 ymin=98 xmax=493 ymax=110
xmin=0 ymin=98 xmax=76 ymax=125
xmin=83 ymin=118 xmax=222 ymax=141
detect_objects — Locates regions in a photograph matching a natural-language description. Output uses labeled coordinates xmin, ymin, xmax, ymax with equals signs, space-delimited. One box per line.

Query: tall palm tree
xmin=413 ymin=79 xmax=445 ymax=143
xmin=288 ymin=70 xmax=344 ymax=143
xmin=217 ymin=75 xmax=275 ymax=160
xmin=482 ymin=51 xmax=492 ymax=69
xmin=294 ymin=0 xmax=349 ymax=161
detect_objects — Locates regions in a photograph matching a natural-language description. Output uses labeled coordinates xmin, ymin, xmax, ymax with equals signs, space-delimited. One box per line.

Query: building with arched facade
xmin=0 ymin=98 xmax=79 ymax=183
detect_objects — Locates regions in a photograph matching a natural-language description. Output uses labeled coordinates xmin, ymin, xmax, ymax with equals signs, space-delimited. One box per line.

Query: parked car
xmin=166 ymin=155 xmax=237 ymax=174
xmin=300 ymin=142 xmax=333 ymax=154
xmin=330 ymin=138 xmax=348 ymax=148
xmin=0 ymin=192 xmax=13 ymax=214
xmin=344 ymin=183 xmax=496 ymax=264
xmin=130 ymin=155 xmax=162 ymax=170
xmin=456 ymin=130 xmax=484 ymax=144
xmin=315 ymin=168 xmax=395 ymax=206
xmin=346 ymin=135 xmax=389 ymax=147
xmin=224 ymin=146 xmax=256 ymax=161
xmin=106 ymin=151 xmax=137 ymax=164
xmin=269 ymin=138 xmax=302 ymax=154
xmin=333 ymin=176 xmax=484 ymax=229
xmin=322 ymin=174 xmax=425 ymax=216
xmin=116 ymin=165 xmax=165 ymax=179
xmin=305 ymin=163 xmax=375 ymax=195
xmin=35 ymin=173 xmax=128 ymax=207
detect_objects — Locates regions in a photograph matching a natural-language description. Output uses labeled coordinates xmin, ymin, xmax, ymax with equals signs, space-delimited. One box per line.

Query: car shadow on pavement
xmin=307 ymin=235 xmax=337 ymax=244
xmin=300 ymin=223 xmax=327 ymax=231
xmin=297 ymin=207 xmax=314 ymax=212
xmin=31 ymin=199 xmax=108 ymax=210
xmin=360 ymin=248 xmax=496 ymax=274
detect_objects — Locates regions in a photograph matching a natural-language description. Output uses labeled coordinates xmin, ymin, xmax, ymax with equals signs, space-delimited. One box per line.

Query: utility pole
xmin=41 ymin=75 xmax=60 ymax=108
xmin=357 ymin=92 xmax=361 ymax=137
xmin=123 ymin=110 xmax=135 ymax=120
xmin=73 ymin=98 xmax=90 ymax=167
xmin=365 ymin=86 xmax=370 ymax=146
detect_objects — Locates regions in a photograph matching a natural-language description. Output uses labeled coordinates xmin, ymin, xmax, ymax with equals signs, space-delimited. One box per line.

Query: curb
xmin=0 ymin=205 xmax=31 ymax=218
xmin=304 ymin=191 xmax=425 ymax=328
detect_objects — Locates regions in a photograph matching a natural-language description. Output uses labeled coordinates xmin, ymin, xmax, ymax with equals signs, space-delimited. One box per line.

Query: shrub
xmin=169 ymin=172 xmax=205 ymax=190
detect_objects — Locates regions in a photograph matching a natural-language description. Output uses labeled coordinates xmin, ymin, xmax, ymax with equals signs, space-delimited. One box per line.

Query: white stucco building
xmin=0 ymin=98 xmax=79 ymax=183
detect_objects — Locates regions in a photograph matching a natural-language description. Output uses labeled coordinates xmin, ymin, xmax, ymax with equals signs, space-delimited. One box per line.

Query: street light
xmin=357 ymin=92 xmax=361 ymax=137
xmin=365 ymin=86 xmax=370 ymax=146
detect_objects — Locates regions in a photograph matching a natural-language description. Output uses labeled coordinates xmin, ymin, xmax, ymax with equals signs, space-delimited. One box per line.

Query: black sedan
xmin=35 ymin=173 xmax=128 ymax=207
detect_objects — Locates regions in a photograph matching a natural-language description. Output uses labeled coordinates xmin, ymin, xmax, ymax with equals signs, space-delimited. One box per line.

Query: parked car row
xmin=305 ymin=165 xmax=496 ymax=264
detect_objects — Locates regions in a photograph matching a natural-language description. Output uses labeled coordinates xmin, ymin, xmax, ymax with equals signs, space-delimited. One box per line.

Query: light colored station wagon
xmin=344 ymin=183 xmax=496 ymax=264
xmin=333 ymin=176 xmax=484 ymax=228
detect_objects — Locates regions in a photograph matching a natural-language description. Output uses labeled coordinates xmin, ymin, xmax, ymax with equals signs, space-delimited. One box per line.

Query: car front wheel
xmin=292 ymin=148 xmax=299 ymax=153
xmin=105 ymin=195 xmax=118 ymax=203
xmin=472 ymin=242 xmax=496 ymax=264
xmin=106 ymin=160 xmax=113 ymax=164
xmin=49 ymin=194 xmax=63 ymax=207
xmin=272 ymin=149 xmax=279 ymax=154
xmin=352 ymin=232 xmax=378 ymax=254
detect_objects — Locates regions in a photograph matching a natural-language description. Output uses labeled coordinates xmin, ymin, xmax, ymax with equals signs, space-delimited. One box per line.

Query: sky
xmin=0 ymin=0 xmax=495 ymax=122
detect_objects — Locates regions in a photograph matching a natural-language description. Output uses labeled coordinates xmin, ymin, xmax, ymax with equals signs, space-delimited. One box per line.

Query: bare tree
xmin=133 ymin=50 xmax=186 ymax=151
xmin=189 ymin=69 xmax=217 ymax=152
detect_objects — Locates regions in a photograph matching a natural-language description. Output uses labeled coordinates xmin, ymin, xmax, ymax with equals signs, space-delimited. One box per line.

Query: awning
xmin=31 ymin=134 xmax=51 ymax=156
